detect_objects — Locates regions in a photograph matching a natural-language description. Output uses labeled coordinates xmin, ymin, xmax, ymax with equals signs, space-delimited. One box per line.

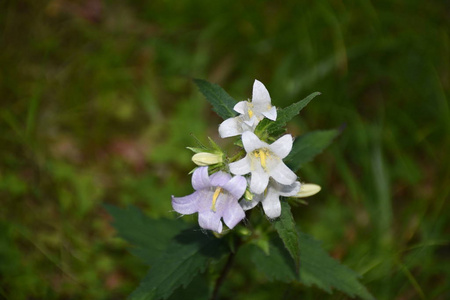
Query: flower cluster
xmin=172 ymin=80 xmax=320 ymax=233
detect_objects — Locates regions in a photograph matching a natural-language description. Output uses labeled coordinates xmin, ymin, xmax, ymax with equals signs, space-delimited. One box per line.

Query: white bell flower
xmin=240 ymin=180 xmax=301 ymax=219
xmin=219 ymin=80 xmax=277 ymax=138
xmin=229 ymin=131 xmax=297 ymax=194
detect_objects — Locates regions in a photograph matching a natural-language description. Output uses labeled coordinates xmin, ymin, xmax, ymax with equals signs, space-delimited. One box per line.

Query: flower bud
xmin=294 ymin=183 xmax=321 ymax=198
xmin=244 ymin=189 xmax=253 ymax=201
xmin=192 ymin=152 xmax=223 ymax=166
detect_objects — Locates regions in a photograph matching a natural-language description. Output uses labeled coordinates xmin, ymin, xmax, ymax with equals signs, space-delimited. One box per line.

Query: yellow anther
xmin=252 ymin=148 xmax=270 ymax=171
xmin=211 ymin=187 xmax=223 ymax=212
xmin=248 ymin=109 xmax=254 ymax=118
xmin=260 ymin=149 xmax=267 ymax=170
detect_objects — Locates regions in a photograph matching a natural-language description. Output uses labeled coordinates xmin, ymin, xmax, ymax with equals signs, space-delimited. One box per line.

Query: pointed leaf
xmin=285 ymin=129 xmax=340 ymax=172
xmin=248 ymin=236 xmax=297 ymax=282
xmin=129 ymin=230 xmax=229 ymax=300
xmin=273 ymin=201 xmax=301 ymax=273
xmin=298 ymin=231 xmax=375 ymax=300
xmin=256 ymin=92 xmax=321 ymax=136
xmin=105 ymin=205 xmax=189 ymax=265
xmin=194 ymin=79 xmax=237 ymax=120
xmin=249 ymin=232 xmax=374 ymax=300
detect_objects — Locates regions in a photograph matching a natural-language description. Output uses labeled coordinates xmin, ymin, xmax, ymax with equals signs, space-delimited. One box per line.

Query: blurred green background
xmin=1 ymin=0 xmax=449 ymax=299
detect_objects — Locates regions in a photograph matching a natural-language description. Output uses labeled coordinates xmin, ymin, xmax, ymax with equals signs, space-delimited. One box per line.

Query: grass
xmin=0 ymin=0 xmax=449 ymax=299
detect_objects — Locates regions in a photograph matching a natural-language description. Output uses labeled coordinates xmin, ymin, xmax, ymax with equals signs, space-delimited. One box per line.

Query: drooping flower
xmin=229 ymin=131 xmax=297 ymax=194
xmin=171 ymin=167 xmax=247 ymax=233
xmin=219 ymin=80 xmax=277 ymax=138
xmin=240 ymin=180 xmax=301 ymax=219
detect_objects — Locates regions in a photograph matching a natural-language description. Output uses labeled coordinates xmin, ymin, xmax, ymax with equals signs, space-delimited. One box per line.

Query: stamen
xmin=248 ymin=109 xmax=254 ymax=118
xmin=260 ymin=149 xmax=267 ymax=170
xmin=211 ymin=187 xmax=223 ymax=212
xmin=252 ymin=148 xmax=270 ymax=171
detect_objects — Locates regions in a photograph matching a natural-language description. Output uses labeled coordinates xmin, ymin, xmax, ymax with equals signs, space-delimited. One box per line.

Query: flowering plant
xmin=107 ymin=79 xmax=374 ymax=300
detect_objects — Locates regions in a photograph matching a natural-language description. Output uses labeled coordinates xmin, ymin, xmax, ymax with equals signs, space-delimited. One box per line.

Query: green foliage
xmin=249 ymin=236 xmax=297 ymax=283
xmin=250 ymin=231 xmax=374 ymax=300
xmin=105 ymin=205 xmax=190 ymax=265
xmin=298 ymin=232 xmax=374 ymax=300
xmin=256 ymin=92 xmax=321 ymax=137
xmin=285 ymin=129 xmax=340 ymax=172
xmin=107 ymin=205 xmax=229 ymax=300
xmin=129 ymin=230 xmax=228 ymax=300
xmin=1 ymin=0 xmax=449 ymax=299
xmin=194 ymin=79 xmax=237 ymax=120
xmin=273 ymin=201 xmax=301 ymax=273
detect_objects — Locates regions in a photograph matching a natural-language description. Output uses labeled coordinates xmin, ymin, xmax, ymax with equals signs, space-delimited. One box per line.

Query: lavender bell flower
xmin=171 ymin=167 xmax=247 ymax=233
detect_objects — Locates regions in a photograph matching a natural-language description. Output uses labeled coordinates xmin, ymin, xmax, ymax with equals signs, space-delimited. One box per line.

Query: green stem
xmin=210 ymin=238 xmax=242 ymax=300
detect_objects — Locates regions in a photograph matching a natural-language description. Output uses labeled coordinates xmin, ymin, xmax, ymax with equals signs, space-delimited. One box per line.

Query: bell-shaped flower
xmin=171 ymin=167 xmax=247 ymax=233
xmin=240 ymin=180 xmax=301 ymax=219
xmin=219 ymin=80 xmax=277 ymax=138
xmin=229 ymin=131 xmax=297 ymax=194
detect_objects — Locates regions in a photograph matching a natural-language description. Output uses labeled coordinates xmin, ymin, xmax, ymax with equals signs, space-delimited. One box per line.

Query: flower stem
xmin=210 ymin=238 xmax=242 ymax=300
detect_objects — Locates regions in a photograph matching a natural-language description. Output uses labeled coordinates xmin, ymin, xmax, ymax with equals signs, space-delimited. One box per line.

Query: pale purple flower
xmin=240 ymin=180 xmax=301 ymax=219
xmin=229 ymin=131 xmax=297 ymax=194
xmin=171 ymin=167 xmax=247 ymax=233
xmin=219 ymin=80 xmax=277 ymax=138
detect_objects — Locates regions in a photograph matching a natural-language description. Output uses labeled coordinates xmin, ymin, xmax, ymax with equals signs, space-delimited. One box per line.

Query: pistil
xmin=211 ymin=187 xmax=223 ymax=212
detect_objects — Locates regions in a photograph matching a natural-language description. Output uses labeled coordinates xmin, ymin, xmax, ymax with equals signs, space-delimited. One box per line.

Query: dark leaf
xmin=194 ymin=79 xmax=237 ymax=120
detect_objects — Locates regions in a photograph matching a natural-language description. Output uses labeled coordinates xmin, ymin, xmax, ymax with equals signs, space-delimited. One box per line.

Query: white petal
xmin=274 ymin=181 xmax=301 ymax=197
xmin=243 ymin=115 xmax=259 ymax=127
xmin=270 ymin=134 xmax=293 ymax=159
xmin=241 ymin=131 xmax=268 ymax=153
xmin=250 ymin=170 xmax=270 ymax=194
xmin=261 ymin=106 xmax=277 ymax=121
xmin=269 ymin=162 xmax=297 ymax=185
xmin=261 ymin=189 xmax=281 ymax=219
xmin=229 ymin=156 xmax=251 ymax=175
xmin=295 ymin=183 xmax=321 ymax=198
xmin=219 ymin=117 xmax=242 ymax=138
xmin=252 ymin=79 xmax=271 ymax=105
xmin=233 ymin=101 xmax=248 ymax=114
xmin=239 ymin=198 xmax=259 ymax=211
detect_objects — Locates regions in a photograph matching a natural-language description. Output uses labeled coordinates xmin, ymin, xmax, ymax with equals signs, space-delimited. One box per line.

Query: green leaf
xmin=249 ymin=232 xmax=374 ymax=299
xmin=256 ymin=92 xmax=321 ymax=136
xmin=129 ymin=230 xmax=229 ymax=300
xmin=167 ymin=272 xmax=209 ymax=300
xmin=285 ymin=129 xmax=340 ymax=172
xmin=273 ymin=201 xmax=301 ymax=273
xmin=298 ymin=232 xmax=374 ymax=300
xmin=248 ymin=236 xmax=297 ymax=283
xmin=105 ymin=205 xmax=189 ymax=265
xmin=194 ymin=79 xmax=237 ymax=120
